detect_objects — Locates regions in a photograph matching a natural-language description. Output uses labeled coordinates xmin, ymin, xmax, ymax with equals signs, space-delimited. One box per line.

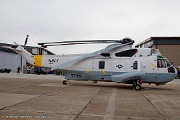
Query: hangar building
xmin=0 ymin=43 xmax=54 ymax=73
xmin=135 ymin=37 xmax=180 ymax=67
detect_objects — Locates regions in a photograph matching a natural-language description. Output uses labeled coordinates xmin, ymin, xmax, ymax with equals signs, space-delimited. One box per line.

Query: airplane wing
xmin=111 ymin=71 xmax=145 ymax=83
xmin=51 ymin=43 xmax=126 ymax=70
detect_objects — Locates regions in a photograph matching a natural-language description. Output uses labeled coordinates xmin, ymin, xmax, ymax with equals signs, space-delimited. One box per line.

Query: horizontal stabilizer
xmin=111 ymin=71 xmax=145 ymax=83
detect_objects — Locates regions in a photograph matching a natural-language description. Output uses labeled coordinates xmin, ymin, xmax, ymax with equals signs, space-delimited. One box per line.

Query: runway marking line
xmin=104 ymin=88 xmax=117 ymax=120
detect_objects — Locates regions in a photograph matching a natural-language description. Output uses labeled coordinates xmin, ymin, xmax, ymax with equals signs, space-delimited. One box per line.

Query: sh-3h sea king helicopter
xmin=13 ymin=36 xmax=177 ymax=90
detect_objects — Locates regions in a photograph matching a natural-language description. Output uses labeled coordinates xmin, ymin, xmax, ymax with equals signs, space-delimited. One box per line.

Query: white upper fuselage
xmin=36 ymin=45 xmax=157 ymax=73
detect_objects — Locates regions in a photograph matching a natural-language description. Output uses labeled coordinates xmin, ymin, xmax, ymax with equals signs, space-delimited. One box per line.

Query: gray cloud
xmin=0 ymin=0 xmax=180 ymax=54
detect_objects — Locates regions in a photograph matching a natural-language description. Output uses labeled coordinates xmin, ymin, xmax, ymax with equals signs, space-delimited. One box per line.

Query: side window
xmin=157 ymin=59 xmax=166 ymax=68
xmin=115 ymin=49 xmax=138 ymax=57
xmin=133 ymin=61 xmax=138 ymax=69
xmin=99 ymin=61 xmax=105 ymax=69
xmin=157 ymin=60 xmax=161 ymax=68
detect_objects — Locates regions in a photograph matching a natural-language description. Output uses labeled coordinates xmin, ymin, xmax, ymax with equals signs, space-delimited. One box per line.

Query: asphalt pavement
xmin=0 ymin=73 xmax=180 ymax=120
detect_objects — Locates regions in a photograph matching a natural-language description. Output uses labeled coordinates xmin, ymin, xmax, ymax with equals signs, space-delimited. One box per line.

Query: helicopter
xmin=12 ymin=36 xmax=177 ymax=90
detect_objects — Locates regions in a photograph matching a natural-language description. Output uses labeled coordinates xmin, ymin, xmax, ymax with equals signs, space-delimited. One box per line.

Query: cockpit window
xmin=115 ymin=49 xmax=138 ymax=57
xmin=157 ymin=59 xmax=166 ymax=68
xmin=165 ymin=59 xmax=171 ymax=67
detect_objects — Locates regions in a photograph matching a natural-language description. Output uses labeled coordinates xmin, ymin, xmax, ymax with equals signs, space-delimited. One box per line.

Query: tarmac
xmin=0 ymin=72 xmax=180 ymax=120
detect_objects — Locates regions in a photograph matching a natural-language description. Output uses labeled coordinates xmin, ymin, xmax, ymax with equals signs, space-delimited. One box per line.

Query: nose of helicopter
xmin=167 ymin=65 xmax=178 ymax=81
xmin=168 ymin=66 xmax=177 ymax=73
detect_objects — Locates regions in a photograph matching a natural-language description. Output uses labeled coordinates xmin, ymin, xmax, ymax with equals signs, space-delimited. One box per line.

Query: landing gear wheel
xmin=63 ymin=80 xmax=67 ymax=85
xmin=133 ymin=80 xmax=142 ymax=91
xmin=135 ymin=85 xmax=141 ymax=90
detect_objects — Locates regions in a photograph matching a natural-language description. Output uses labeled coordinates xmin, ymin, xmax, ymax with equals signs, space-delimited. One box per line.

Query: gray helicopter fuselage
xmin=30 ymin=45 xmax=177 ymax=85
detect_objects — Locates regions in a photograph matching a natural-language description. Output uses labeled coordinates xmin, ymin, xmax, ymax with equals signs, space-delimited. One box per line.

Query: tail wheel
xmin=63 ymin=80 xmax=67 ymax=85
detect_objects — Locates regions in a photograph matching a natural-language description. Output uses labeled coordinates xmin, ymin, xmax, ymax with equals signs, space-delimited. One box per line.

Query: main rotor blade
xmin=38 ymin=38 xmax=134 ymax=47
xmin=38 ymin=40 xmax=121 ymax=47
xmin=0 ymin=43 xmax=18 ymax=48
xmin=41 ymin=41 xmax=117 ymax=47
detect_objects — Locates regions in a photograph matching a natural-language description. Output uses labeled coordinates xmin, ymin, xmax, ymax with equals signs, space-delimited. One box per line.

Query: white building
xmin=0 ymin=47 xmax=26 ymax=72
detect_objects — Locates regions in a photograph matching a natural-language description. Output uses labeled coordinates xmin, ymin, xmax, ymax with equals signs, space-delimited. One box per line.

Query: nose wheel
xmin=135 ymin=84 xmax=141 ymax=90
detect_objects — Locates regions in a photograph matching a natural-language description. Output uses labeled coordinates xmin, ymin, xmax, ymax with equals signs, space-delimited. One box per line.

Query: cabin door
xmin=92 ymin=58 xmax=112 ymax=80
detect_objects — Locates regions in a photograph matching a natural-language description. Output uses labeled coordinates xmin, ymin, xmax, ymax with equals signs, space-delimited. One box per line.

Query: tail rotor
xmin=24 ymin=35 xmax=29 ymax=46
xmin=14 ymin=35 xmax=29 ymax=58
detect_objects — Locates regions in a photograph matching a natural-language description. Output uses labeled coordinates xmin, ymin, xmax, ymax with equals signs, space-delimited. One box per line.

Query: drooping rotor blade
xmin=39 ymin=40 xmax=120 ymax=44
xmin=38 ymin=40 xmax=121 ymax=47
xmin=38 ymin=37 xmax=134 ymax=48
xmin=51 ymin=40 xmax=134 ymax=71
xmin=39 ymin=42 xmax=99 ymax=47
xmin=0 ymin=43 xmax=18 ymax=48
xmin=38 ymin=39 xmax=128 ymax=47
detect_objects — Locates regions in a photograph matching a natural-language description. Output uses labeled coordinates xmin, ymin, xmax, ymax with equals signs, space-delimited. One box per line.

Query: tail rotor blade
xmin=24 ymin=35 xmax=29 ymax=46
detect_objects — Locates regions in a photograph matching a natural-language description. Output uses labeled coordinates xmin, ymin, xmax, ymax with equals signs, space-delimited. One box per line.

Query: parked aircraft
xmin=13 ymin=36 xmax=177 ymax=90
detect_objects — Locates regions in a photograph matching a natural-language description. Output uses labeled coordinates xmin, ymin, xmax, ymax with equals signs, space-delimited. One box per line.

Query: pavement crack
xmin=73 ymin=87 xmax=102 ymax=120
xmin=139 ymin=92 xmax=166 ymax=120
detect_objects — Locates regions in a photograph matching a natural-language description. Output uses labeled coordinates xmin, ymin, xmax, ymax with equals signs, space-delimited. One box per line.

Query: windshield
xmin=157 ymin=59 xmax=172 ymax=68
xmin=157 ymin=59 xmax=166 ymax=68
xmin=165 ymin=59 xmax=171 ymax=67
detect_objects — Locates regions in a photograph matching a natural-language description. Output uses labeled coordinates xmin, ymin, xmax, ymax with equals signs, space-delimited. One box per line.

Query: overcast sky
xmin=0 ymin=0 xmax=180 ymax=54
